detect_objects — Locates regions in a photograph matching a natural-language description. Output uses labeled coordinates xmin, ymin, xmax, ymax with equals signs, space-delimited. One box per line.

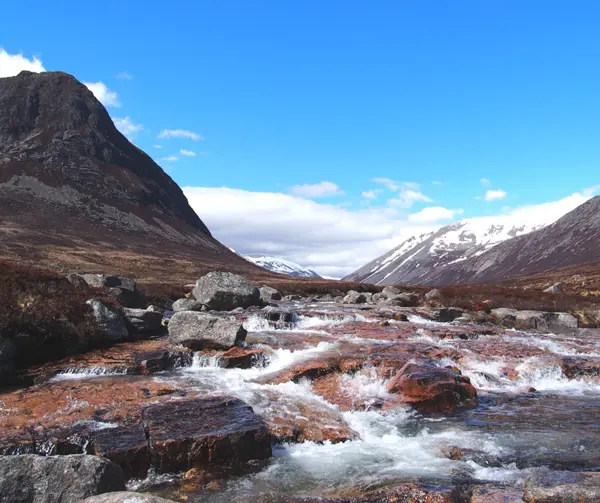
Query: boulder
xmin=386 ymin=362 xmax=477 ymax=413
xmin=543 ymin=283 xmax=563 ymax=294
xmin=523 ymin=470 xmax=600 ymax=502
xmin=192 ymin=272 xmax=261 ymax=311
xmin=343 ymin=291 xmax=367 ymax=304
xmin=372 ymin=292 xmax=386 ymax=302
xmin=122 ymin=308 xmax=163 ymax=333
xmin=385 ymin=293 xmax=420 ymax=307
xmin=142 ymin=397 xmax=272 ymax=473
xmin=424 ymin=288 xmax=442 ymax=305
xmin=82 ymin=493 xmax=177 ymax=503
xmin=515 ymin=310 xmax=579 ymax=333
xmin=435 ymin=307 xmax=465 ymax=323
xmin=86 ymin=299 xmax=129 ymax=341
xmin=490 ymin=308 xmax=518 ymax=328
xmin=0 ymin=454 xmax=125 ymax=503
xmin=167 ymin=312 xmax=247 ymax=350
xmin=80 ymin=274 xmax=137 ymax=292
xmin=382 ymin=286 xmax=401 ymax=298
xmin=283 ymin=294 xmax=303 ymax=301
xmin=172 ymin=298 xmax=204 ymax=312
xmin=259 ymin=285 xmax=282 ymax=302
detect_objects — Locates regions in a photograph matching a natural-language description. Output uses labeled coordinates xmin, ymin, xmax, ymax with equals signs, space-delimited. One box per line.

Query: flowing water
xmin=27 ymin=308 xmax=600 ymax=501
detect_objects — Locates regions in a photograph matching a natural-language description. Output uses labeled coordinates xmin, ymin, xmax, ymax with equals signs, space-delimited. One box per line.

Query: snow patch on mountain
xmin=244 ymin=255 xmax=322 ymax=278
xmin=344 ymin=210 xmax=565 ymax=286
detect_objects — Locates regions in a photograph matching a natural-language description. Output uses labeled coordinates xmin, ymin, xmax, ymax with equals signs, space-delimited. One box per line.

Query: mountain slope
xmin=427 ymin=196 xmax=600 ymax=285
xmin=244 ymin=255 xmax=322 ymax=278
xmin=344 ymin=213 xmax=558 ymax=285
xmin=0 ymin=71 xmax=262 ymax=281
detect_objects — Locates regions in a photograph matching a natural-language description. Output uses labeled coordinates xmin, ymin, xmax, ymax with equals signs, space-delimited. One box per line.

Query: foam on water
xmin=50 ymin=367 xmax=128 ymax=381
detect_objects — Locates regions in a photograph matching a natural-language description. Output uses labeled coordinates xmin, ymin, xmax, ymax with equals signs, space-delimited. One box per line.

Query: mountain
xmin=244 ymin=255 xmax=322 ymax=278
xmin=426 ymin=196 xmax=600 ymax=285
xmin=0 ymin=71 xmax=262 ymax=282
xmin=344 ymin=213 xmax=559 ymax=285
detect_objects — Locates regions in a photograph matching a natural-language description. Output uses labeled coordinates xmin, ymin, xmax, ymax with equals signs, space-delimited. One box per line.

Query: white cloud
xmin=153 ymin=144 xmax=163 ymax=149
xmin=387 ymin=189 xmax=432 ymax=208
xmin=362 ymin=190 xmax=381 ymax=200
xmin=180 ymin=149 xmax=196 ymax=157
xmin=158 ymin=129 xmax=203 ymax=141
xmin=116 ymin=71 xmax=133 ymax=80
xmin=432 ymin=181 xmax=443 ymax=186
xmin=290 ymin=181 xmax=344 ymax=198
xmin=484 ymin=189 xmax=507 ymax=201
xmin=113 ymin=117 xmax=143 ymax=137
xmin=0 ymin=48 xmax=45 ymax=77
xmin=408 ymin=206 xmax=463 ymax=223
xmin=480 ymin=178 xmax=492 ymax=187
xmin=160 ymin=156 xmax=179 ymax=162
xmin=84 ymin=81 xmax=120 ymax=107
xmin=372 ymin=177 xmax=400 ymax=191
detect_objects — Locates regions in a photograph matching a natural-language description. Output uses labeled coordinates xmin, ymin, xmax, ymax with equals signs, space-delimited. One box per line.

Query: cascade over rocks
xmin=83 ymin=494 xmax=178 ymax=503
xmin=168 ymin=312 xmax=247 ymax=350
xmin=386 ymin=362 xmax=477 ymax=413
xmin=192 ymin=272 xmax=261 ymax=311
xmin=0 ymin=454 xmax=125 ymax=503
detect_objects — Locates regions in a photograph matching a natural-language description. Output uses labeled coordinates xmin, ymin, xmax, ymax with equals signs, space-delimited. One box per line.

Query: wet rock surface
xmin=0 ymin=296 xmax=599 ymax=502
xmin=167 ymin=312 xmax=247 ymax=350
xmin=0 ymin=454 xmax=125 ymax=503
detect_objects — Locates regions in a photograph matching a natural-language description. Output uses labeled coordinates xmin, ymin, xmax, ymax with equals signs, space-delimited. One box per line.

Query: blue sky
xmin=1 ymin=1 xmax=599 ymax=276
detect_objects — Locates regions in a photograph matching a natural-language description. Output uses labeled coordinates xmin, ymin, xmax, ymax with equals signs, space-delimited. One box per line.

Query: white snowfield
xmin=244 ymin=255 xmax=322 ymax=278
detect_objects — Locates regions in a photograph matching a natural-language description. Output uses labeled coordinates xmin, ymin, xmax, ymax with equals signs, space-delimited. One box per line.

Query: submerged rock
xmin=86 ymin=299 xmax=129 ymax=341
xmin=0 ymin=454 xmax=125 ymax=503
xmin=192 ymin=272 xmax=261 ymax=311
xmin=523 ymin=470 xmax=600 ymax=502
xmin=168 ymin=312 xmax=247 ymax=350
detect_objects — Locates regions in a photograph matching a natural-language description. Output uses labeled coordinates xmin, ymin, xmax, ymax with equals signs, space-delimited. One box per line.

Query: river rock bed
xmin=1 ymin=297 xmax=599 ymax=502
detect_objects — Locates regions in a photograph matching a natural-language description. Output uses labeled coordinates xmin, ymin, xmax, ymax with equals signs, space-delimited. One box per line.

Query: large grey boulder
xmin=385 ymin=292 xmax=420 ymax=307
xmin=343 ymin=290 xmax=367 ymax=304
xmin=82 ymin=493 xmax=177 ymax=503
xmin=424 ymin=288 xmax=442 ymax=305
xmin=515 ymin=310 xmax=579 ymax=333
xmin=87 ymin=300 xmax=129 ymax=341
xmin=79 ymin=274 xmax=137 ymax=292
xmin=260 ymin=285 xmax=282 ymax=302
xmin=490 ymin=308 xmax=518 ymax=327
xmin=121 ymin=308 xmax=163 ymax=333
xmin=168 ymin=312 xmax=247 ymax=350
xmin=172 ymin=298 xmax=204 ymax=312
xmin=192 ymin=272 xmax=261 ymax=311
xmin=0 ymin=454 xmax=125 ymax=503
xmin=382 ymin=286 xmax=400 ymax=298
xmin=524 ymin=470 xmax=600 ymax=502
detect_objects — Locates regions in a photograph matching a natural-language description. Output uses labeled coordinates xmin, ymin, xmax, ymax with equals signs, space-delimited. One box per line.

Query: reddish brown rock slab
xmin=142 ymin=397 xmax=272 ymax=473
xmin=386 ymin=362 xmax=477 ymax=413
xmin=22 ymin=338 xmax=193 ymax=384
xmin=561 ymin=356 xmax=600 ymax=379
xmin=470 ymin=485 xmax=524 ymax=503
xmin=220 ymin=346 xmax=270 ymax=369
xmin=256 ymin=355 xmax=363 ymax=385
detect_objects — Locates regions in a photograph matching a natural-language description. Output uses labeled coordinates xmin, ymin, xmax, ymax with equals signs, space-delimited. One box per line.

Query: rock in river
xmin=523 ymin=470 xmax=600 ymax=502
xmin=86 ymin=299 xmax=129 ymax=342
xmin=192 ymin=271 xmax=261 ymax=311
xmin=0 ymin=454 xmax=125 ymax=503
xmin=168 ymin=312 xmax=247 ymax=350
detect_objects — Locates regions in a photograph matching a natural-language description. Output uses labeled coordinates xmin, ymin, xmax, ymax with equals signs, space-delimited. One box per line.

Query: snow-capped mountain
xmin=244 ymin=255 xmax=322 ymax=278
xmin=344 ymin=212 xmax=564 ymax=286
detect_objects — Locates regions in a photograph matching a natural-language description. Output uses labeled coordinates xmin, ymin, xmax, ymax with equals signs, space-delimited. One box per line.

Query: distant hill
xmin=244 ymin=255 xmax=322 ymax=278
xmin=344 ymin=213 xmax=556 ymax=285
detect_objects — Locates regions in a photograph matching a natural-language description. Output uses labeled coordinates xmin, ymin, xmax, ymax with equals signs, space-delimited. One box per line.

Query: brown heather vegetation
xmin=0 ymin=260 xmax=105 ymax=368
